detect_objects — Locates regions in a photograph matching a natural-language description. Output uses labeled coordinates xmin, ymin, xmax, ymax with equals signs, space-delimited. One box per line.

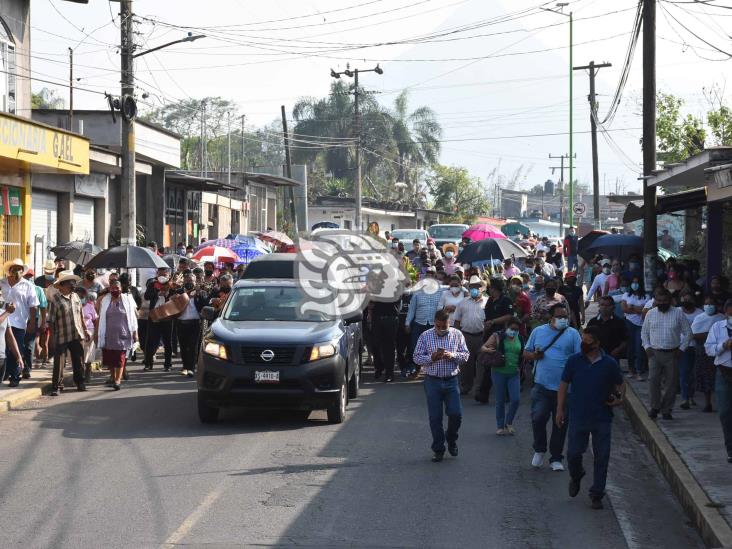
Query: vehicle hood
xmin=210 ymin=319 xmax=343 ymax=345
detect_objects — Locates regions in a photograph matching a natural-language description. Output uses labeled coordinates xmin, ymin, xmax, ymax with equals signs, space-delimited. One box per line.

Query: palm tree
xmin=391 ymin=90 xmax=442 ymax=188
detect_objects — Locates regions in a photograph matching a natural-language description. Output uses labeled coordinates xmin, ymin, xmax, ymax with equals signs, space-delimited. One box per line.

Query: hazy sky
xmin=27 ymin=0 xmax=732 ymax=198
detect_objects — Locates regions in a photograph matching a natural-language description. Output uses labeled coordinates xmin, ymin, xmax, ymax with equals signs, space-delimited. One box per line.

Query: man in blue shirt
xmin=524 ymin=303 xmax=581 ymax=471
xmin=556 ymin=326 xmax=625 ymax=510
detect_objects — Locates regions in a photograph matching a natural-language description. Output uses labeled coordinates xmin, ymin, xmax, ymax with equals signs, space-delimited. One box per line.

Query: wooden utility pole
xmin=574 ymin=60 xmax=611 ymax=229
xmin=642 ymin=0 xmax=657 ymax=291
xmin=281 ymin=105 xmax=298 ymax=232
xmin=68 ymin=47 xmax=73 ymax=131
xmin=240 ymin=114 xmax=246 ymax=171
xmin=120 ymin=0 xmax=136 ymax=247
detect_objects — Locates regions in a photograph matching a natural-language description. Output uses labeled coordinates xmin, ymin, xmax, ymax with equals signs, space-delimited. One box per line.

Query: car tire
xmin=197 ymin=393 xmax=219 ymax=423
xmin=347 ymin=357 xmax=360 ymax=400
xmin=327 ymin=375 xmax=347 ymax=424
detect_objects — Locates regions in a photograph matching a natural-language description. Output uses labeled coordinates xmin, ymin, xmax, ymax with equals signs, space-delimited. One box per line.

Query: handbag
xmin=478 ymin=350 xmax=505 ymax=369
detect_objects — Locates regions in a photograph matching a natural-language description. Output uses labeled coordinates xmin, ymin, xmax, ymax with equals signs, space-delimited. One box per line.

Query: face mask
xmin=629 ymin=262 xmax=640 ymax=271
xmin=682 ymin=301 xmax=695 ymax=310
xmin=157 ymin=276 xmax=169 ymax=284
xmin=704 ymin=305 xmax=716 ymax=315
xmin=631 ymin=282 xmax=640 ymax=291
xmin=85 ymin=273 xmax=95 ymax=281
xmin=204 ymin=270 xmax=214 ymax=276
xmin=427 ymin=245 xmax=435 ymax=250
xmin=110 ymin=289 xmax=121 ymax=297
xmin=505 ymin=328 xmax=518 ymax=338
xmin=184 ymin=282 xmax=195 ymax=291
xmin=445 ymin=251 xmax=454 ymax=259
xmin=554 ymin=318 xmax=569 ymax=330
xmin=450 ymin=286 xmax=461 ymax=295
xmin=603 ymin=267 xmax=611 ymax=274
xmin=511 ymin=285 xmax=522 ymax=294
xmin=391 ymin=242 xmax=399 ymax=249
xmin=580 ymin=342 xmax=595 ymax=355
xmin=657 ymin=303 xmax=671 ymax=312
xmin=470 ymin=288 xmax=480 ymax=298
xmin=522 ymin=284 xmax=530 ymax=290
xmin=435 ymin=329 xmax=449 ymax=338
xmin=667 ymin=272 xmax=677 ymax=280
xmin=45 ymin=275 xmax=54 ymax=281
xmin=534 ymin=284 xmax=544 ymax=291
xmin=569 ymin=230 xmax=575 ymax=236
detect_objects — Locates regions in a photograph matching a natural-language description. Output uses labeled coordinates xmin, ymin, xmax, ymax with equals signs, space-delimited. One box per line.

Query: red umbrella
xmin=463 ymin=223 xmax=506 ymax=242
xmin=191 ymin=246 xmax=239 ymax=263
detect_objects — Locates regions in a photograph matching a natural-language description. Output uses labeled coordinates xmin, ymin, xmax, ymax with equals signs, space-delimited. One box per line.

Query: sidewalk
xmin=624 ymin=377 xmax=732 ymax=548
xmin=0 ymin=363 xmax=64 ymax=413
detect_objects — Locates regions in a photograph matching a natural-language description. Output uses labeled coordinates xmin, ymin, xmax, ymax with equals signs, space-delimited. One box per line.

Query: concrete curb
xmin=0 ymin=373 xmax=76 ymax=414
xmin=623 ymin=382 xmax=732 ymax=548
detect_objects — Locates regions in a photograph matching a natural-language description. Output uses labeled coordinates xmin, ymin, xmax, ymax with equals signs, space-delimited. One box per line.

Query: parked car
xmin=239 ymin=253 xmax=297 ymax=279
xmin=197 ymin=279 xmax=362 ymax=424
xmin=389 ymin=229 xmax=429 ymax=246
xmin=427 ymin=223 xmax=469 ymax=248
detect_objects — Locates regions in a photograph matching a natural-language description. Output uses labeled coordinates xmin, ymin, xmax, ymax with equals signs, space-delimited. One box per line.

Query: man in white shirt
xmin=704 ymin=298 xmax=732 ymax=463
xmin=453 ymin=276 xmax=488 ymax=397
xmin=585 ymin=261 xmax=612 ymax=305
xmin=641 ymin=288 xmax=691 ymax=420
xmin=0 ymin=259 xmax=39 ymax=387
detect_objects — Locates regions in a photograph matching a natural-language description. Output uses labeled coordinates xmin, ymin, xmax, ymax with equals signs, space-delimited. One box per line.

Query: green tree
xmin=425 ymin=165 xmax=490 ymax=222
xmin=707 ymin=105 xmax=732 ymax=146
xmin=31 ymin=87 xmax=65 ymax=109
xmin=656 ymin=92 xmax=706 ymax=164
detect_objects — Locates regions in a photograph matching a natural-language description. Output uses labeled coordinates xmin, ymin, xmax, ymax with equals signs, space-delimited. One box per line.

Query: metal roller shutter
xmin=73 ymin=197 xmax=95 ymax=243
xmin=30 ymin=191 xmax=58 ymax=275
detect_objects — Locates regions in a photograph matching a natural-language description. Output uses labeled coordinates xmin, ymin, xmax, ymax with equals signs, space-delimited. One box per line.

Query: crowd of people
xmin=367 ymin=229 xmax=732 ymax=509
xmin=0 ymin=241 xmax=242 ymax=394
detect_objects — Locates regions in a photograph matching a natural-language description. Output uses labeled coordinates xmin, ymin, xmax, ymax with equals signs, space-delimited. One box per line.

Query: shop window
xmin=231 ymin=209 xmax=241 ymax=235
xmin=0 ymin=19 xmax=16 ymax=114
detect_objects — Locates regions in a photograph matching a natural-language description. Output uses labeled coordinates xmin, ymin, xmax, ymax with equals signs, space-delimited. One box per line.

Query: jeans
xmin=679 ymin=346 xmax=696 ymax=401
xmin=410 ymin=321 xmax=432 ymax=370
xmin=491 ymin=370 xmax=520 ymax=428
xmin=176 ymin=319 xmax=201 ymax=372
xmin=5 ymin=327 xmax=26 ymax=383
xmin=716 ymin=368 xmax=732 ymax=457
xmin=52 ymin=338 xmax=85 ymax=389
xmin=23 ymin=330 xmax=37 ymax=375
xmin=567 ymin=255 xmax=578 ymax=272
xmin=530 ymin=384 xmax=567 ymax=463
xmin=625 ymin=320 xmax=643 ymax=375
xmin=144 ymin=320 xmax=173 ymax=369
xmin=424 ymin=375 xmax=463 ymax=454
xmin=567 ymin=421 xmax=612 ymax=499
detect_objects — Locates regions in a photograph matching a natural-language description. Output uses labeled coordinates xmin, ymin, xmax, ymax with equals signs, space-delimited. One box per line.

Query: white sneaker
xmin=496 ymin=428 xmax=506 ymax=436
xmin=181 ymin=369 xmax=189 ymax=376
xmin=506 ymin=424 xmax=515 ymax=435
xmin=531 ymin=452 xmax=545 ymax=468
xmin=551 ymin=461 xmax=565 ymax=472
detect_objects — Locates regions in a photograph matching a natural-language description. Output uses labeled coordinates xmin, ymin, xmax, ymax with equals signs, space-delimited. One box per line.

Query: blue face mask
xmin=470 ymin=288 xmax=480 ymax=298
xmin=554 ymin=318 xmax=569 ymax=330
xmin=631 ymin=282 xmax=640 ymax=291
xmin=704 ymin=304 xmax=716 ymax=316
xmin=505 ymin=328 xmax=518 ymax=338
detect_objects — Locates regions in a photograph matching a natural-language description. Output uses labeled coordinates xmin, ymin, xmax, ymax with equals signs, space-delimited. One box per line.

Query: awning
xmin=165 ymin=171 xmax=238 ymax=192
xmin=645 ymin=146 xmax=732 ymax=189
xmin=622 ymin=188 xmax=708 ymax=223
xmin=244 ymin=172 xmax=301 ymax=187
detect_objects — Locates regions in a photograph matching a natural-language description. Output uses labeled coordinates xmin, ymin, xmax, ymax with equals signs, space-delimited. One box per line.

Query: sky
xmin=26 ymin=0 xmax=732 ymax=199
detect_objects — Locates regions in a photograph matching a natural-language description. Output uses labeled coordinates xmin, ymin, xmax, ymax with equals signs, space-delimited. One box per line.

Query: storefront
xmin=0 ymin=112 xmax=89 ymax=273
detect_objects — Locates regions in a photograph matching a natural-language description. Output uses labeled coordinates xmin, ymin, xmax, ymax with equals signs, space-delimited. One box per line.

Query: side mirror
xmin=201 ymin=306 xmax=217 ymax=321
xmin=344 ymin=311 xmax=363 ymax=324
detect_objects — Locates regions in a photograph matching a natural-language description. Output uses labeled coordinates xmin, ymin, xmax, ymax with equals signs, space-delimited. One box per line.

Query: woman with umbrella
xmin=96 ymin=280 xmax=138 ymax=390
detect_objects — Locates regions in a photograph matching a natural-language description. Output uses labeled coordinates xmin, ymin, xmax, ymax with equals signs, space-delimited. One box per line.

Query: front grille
xmin=241 ymin=346 xmax=297 ymax=365
xmin=232 ymin=378 xmax=302 ymax=389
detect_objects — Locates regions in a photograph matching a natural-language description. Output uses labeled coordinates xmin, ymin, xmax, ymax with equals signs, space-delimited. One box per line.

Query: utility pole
xmin=330 ymin=63 xmax=383 ymax=233
xmin=549 ymin=153 xmax=575 ymax=235
xmin=281 ymin=105 xmax=298 ymax=232
xmin=573 ymin=60 xmax=611 ymax=229
xmin=240 ymin=114 xmax=246 ymax=171
xmin=68 ymin=47 xmax=73 ymax=131
xmin=200 ymin=99 xmax=206 ymax=177
xmin=227 ymin=111 xmax=231 ymax=186
xmin=642 ymin=0 xmax=657 ymax=291
xmin=120 ymin=0 xmax=136 ymax=247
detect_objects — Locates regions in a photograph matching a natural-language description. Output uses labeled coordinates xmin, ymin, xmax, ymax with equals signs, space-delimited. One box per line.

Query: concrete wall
xmin=1 ymin=0 xmax=30 ymax=117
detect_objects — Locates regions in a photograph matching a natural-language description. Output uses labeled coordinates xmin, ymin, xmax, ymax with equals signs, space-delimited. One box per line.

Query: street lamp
xmin=542 ymin=3 xmax=574 ymax=226
xmin=133 ymin=32 xmax=205 ymax=59
xmin=330 ymin=63 xmax=383 ymax=233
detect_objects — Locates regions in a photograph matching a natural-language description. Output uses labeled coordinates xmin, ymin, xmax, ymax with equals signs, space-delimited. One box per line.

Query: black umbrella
xmin=457 ymin=238 xmax=529 ymax=264
xmin=84 ymin=245 xmax=169 ymax=270
xmin=577 ymin=230 xmax=609 ymax=256
xmin=579 ymin=234 xmax=642 ymax=261
xmin=50 ymin=240 xmax=102 ymax=266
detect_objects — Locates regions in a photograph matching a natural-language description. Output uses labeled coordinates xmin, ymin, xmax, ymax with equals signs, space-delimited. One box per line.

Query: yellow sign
xmin=0 ymin=113 xmax=89 ymax=174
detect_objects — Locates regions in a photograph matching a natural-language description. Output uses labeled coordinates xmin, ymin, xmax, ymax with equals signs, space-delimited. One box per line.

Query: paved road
xmin=0 ymin=363 xmax=703 ymax=549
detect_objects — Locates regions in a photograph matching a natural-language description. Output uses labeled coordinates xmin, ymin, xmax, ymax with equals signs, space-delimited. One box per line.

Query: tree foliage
xmin=425 ymin=165 xmax=490 ymax=222
xmin=31 ymin=87 xmax=65 ymax=109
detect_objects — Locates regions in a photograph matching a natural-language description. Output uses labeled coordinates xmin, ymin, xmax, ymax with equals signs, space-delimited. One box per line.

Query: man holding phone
xmin=556 ymin=326 xmax=625 ymax=510
xmin=413 ymin=309 xmax=470 ymax=462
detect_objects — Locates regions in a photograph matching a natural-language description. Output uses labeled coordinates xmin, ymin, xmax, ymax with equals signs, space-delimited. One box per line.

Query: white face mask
xmin=450 ymin=286 xmax=461 ymax=295
xmin=157 ymin=276 xmax=169 ymax=284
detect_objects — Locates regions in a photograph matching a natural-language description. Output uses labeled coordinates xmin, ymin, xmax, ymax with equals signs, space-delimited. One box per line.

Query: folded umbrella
xmin=50 ymin=240 xmax=102 ymax=266
xmin=457 ymin=238 xmax=528 ymax=264
xmin=463 ymin=223 xmax=506 ymax=242
xmin=84 ymin=245 xmax=168 ymax=270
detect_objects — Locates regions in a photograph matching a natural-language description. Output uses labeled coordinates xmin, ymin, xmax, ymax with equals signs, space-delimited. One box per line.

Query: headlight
xmin=204 ymin=341 xmax=229 ymax=360
xmin=308 ymin=341 xmax=338 ymax=362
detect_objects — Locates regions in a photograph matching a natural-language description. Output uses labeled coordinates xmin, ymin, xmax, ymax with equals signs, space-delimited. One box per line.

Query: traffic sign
xmin=573 ymin=202 xmax=586 ymax=216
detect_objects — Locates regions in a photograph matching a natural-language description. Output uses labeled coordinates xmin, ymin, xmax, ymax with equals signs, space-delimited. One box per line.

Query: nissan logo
xmin=260 ymin=349 xmax=275 ymax=362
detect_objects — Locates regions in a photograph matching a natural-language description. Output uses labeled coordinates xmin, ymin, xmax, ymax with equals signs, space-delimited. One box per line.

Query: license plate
xmin=255 ymin=370 xmax=280 ymax=384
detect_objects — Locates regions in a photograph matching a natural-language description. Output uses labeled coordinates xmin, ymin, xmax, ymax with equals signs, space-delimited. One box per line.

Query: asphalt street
xmin=0 ymin=362 xmax=704 ymax=549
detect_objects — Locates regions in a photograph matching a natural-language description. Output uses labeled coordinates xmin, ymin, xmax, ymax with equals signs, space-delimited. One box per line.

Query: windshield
xmin=223 ymin=287 xmax=331 ymax=322
xmin=391 ymin=230 xmax=427 ymax=242
xmin=428 ymin=225 xmax=467 ymax=239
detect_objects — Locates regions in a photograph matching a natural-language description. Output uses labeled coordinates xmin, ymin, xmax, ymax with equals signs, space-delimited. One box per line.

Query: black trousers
xmin=396 ymin=322 xmax=411 ymax=370
xmin=52 ymin=338 xmax=85 ymax=389
xmin=137 ymin=319 xmax=149 ymax=356
xmin=372 ymin=316 xmax=398 ymax=378
xmin=176 ymin=319 xmax=201 ymax=372
xmin=144 ymin=320 xmax=173 ymax=368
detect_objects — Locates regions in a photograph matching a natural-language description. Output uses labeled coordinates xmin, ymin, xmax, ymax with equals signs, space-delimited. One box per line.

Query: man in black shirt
xmin=586 ymin=296 xmax=627 ymax=360
xmin=559 ymin=272 xmax=584 ymax=328
xmin=370 ymin=298 xmax=401 ymax=382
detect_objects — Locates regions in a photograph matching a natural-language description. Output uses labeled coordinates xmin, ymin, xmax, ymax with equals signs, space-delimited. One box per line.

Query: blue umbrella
xmin=579 ymin=234 xmax=642 ymax=261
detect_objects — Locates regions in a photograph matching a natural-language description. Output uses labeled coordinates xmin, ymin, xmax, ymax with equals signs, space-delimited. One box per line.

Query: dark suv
xmin=197 ymin=279 xmax=362 ymax=424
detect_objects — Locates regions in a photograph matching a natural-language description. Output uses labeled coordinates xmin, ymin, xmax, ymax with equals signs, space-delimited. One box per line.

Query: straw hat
xmin=53 ymin=271 xmax=80 ymax=287
xmin=468 ymin=275 xmax=485 ymax=287
xmin=3 ymin=258 xmax=24 ymax=275
xmin=442 ymin=243 xmax=458 ymax=255
xmin=43 ymin=259 xmax=56 ymax=275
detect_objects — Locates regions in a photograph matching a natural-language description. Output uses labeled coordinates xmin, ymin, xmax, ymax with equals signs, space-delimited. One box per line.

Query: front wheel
xmin=327 ymin=376 xmax=347 ymax=424
xmin=197 ymin=393 xmax=220 ymax=423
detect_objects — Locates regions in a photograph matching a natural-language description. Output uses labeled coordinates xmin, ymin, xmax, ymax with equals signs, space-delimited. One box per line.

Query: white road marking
xmin=160 ymin=486 xmax=223 ymax=548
